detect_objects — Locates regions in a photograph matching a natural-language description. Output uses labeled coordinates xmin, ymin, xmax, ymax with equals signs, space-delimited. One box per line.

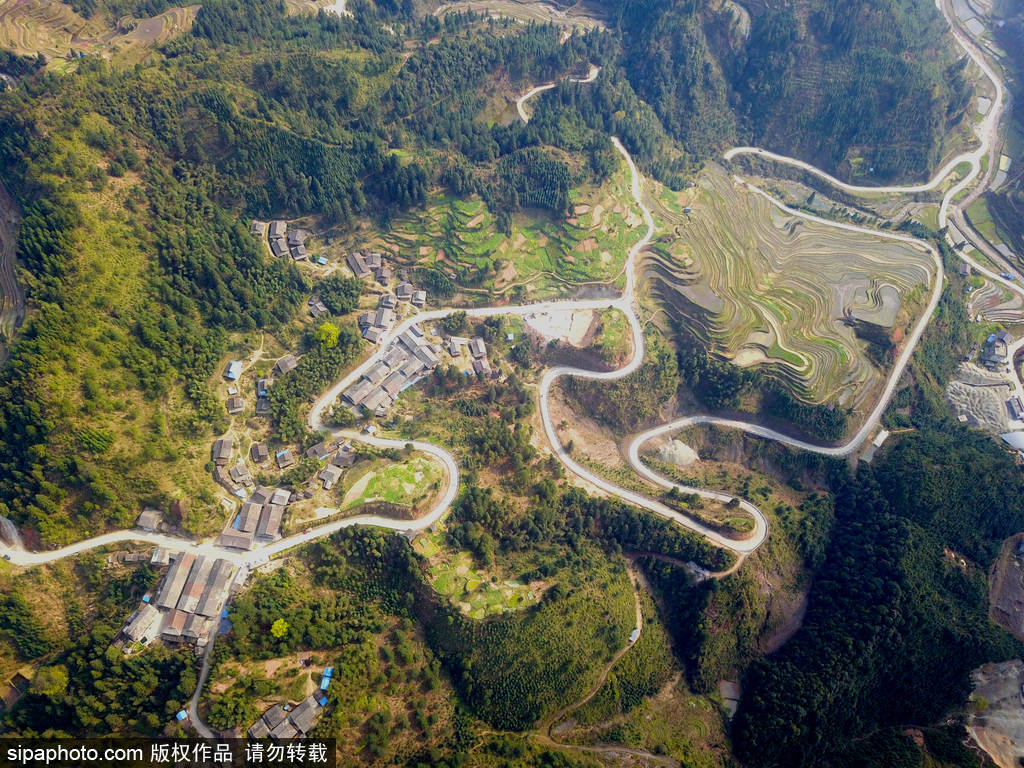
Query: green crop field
xmin=646 ymin=164 xmax=936 ymax=410
xmin=415 ymin=532 xmax=537 ymax=619
xmin=341 ymin=455 xmax=444 ymax=511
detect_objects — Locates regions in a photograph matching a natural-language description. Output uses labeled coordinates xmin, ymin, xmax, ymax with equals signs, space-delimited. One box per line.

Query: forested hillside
xmin=0 ymin=3 xmax=609 ymax=545
xmin=603 ymin=0 xmax=973 ymax=181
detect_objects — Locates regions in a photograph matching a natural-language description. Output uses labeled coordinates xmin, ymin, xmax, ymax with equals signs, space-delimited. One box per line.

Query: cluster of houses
xmin=343 ymin=324 xmax=442 ymax=416
xmin=248 ymin=687 xmax=328 ymax=739
xmin=252 ymin=220 xmax=324 ymax=264
xmin=358 ymin=287 xmax=429 ymax=345
xmin=217 ymin=485 xmax=293 ymax=551
xmin=449 ymin=335 xmax=494 ymax=377
xmin=211 ymin=437 xmax=257 ymax=499
xmin=219 ymin=353 xmax=298 ymax=441
xmin=346 ymin=251 xmax=392 ymax=284
xmin=304 ymin=438 xmax=358 ymax=490
xmin=119 ymin=551 xmax=235 ymax=650
xmin=982 ymin=330 xmax=1013 ymax=371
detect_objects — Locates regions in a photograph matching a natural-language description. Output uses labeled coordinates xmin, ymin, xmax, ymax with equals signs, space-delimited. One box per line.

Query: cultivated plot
xmin=647 ymin=164 xmax=936 ymax=410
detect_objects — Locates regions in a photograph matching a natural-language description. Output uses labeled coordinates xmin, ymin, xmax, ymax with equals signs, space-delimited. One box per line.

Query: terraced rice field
xmin=0 ymin=0 xmax=197 ymax=64
xmin=647 ymin=164 xmax=936 ymax=410
xmin=414 ymin=532 xmax=537 ymax=619
xmin=362 ymin=164 xmax=642 ymax=298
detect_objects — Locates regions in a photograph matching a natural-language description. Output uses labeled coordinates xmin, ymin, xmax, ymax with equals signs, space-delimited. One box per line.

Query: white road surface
xmin=0 ymin=0 xmax=1010 ymax=623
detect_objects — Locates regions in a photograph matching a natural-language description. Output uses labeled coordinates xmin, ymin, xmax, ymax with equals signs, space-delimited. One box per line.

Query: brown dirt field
xmin=579 ymin=237 xmax=599 ymax=252
xmin=547 ymin=388 xmax=624 ymax=467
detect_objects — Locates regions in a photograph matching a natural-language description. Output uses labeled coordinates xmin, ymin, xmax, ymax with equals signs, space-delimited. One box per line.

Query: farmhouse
xmin=123 ymin=604 xmax=161 ymax=644
xmin=365 ymin=252 xmax=382 ymax=270
xmin=276 ymin=449 xmax=295 ymax=469
xmin=212 ymin=438 xmax=233 ymax=466
xmin=376 ymin=266 xmax=392 ymax=284
xmin=347 ymin=252 xmax=370 ymax=278
xmin=251 ymin=442 xmax=270 ymax=463
xmin=380 ymin=294 xmax=398 ymax=309
xmin=274 ymin=354 xmax=298 ymax=376
xmin=412 ymin=290 xmax=426 ymax=307
xmin=229 ymin=462 xmax=253 ymax=486
xmin=268 ymin=221 xmax=287 ymax=239
xmin=363 ymin=327 xmax=385 ymax=344
xmin=256 ymin=504 xmax=284 ymax=539
xmin=319 ymin=465 xmax=343 ymax=489
xmin=469 ymin=337 xmax=487 ymax=358
xmin=982 ymin=331 xmax=1012 ymax=370
xmin=136 ymin=508 xmax=162 ymax=531
xmin=226 ymin=396 xmax=244 ymax=415
xmin=332 ymin=451 xmax=356 ymax=468
xmin=396 ymin=282 xmax=413 ymax=301
xmin=306 ymin=441 xmax=333 ymax=461
xmin=270 ymin=239 xmax=289 ymax=259
xmin=308 ymin=297 xmax=329 ymax=318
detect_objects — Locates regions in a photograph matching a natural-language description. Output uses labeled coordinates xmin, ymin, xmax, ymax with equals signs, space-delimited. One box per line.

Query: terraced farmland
xmin=362 ymin=163 xmax=643 ymax=299
xmin=0 ymin=0 xmax=197 ymax=65
xmin=646 ymin=164 xmax=936 ymax=410
xmin=414 ymin=532 xmax=537 ymax=619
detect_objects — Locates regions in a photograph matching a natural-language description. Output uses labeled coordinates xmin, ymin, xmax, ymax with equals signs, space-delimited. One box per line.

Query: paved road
xmin=628 ymin=180 xmax=944 ymax=464
xmin=2 ymin=0 xmax=1009 ymax=606
xmin=515 ymin=65 xmax=600 ymax=122
xmin=726 ymin=0 xmax=1022 ymax=302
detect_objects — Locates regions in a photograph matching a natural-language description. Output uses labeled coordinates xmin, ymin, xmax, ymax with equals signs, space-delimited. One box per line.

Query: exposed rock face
xmin=657 ymin=439 xmax=700 ymax=467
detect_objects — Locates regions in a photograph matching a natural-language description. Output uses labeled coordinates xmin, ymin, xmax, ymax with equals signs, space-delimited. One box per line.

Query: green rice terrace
xmin=413 ymin=531 xmax=538 ymax=619
xmin=645 ymin=164 xmax=936 ymax=411
xmin=361 ymin=163 xmax=643 ymax=300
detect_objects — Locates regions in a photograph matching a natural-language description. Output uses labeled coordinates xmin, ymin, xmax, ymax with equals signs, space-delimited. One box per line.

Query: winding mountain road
xmin=0 ymin=0 xmax=1011 ymax=658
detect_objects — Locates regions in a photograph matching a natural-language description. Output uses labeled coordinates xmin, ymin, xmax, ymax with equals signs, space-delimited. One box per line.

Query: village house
xmin=396 ymin=282 xmax=413 ymax=301
xmin=136 ymin=508 xmax=162 ymax=532
xmin=319 ymin=465 xmax=343 ymax=490
xmin=365 ymin=252 xmax=382 ymax=271
xmin=268 ymin=221 xmax=287 ymax=240
xmin=469 ymin=337 xmax=487 ymax=358
xmin=276 ymin=449 xmax=295 ymax=469
xmin=376 ymin=266 xmax=392 ymax=284
xmin=212 ymin=438 xmax=233 ymax=466
xmin=380 ymin=294 xmax=398 ymax=309
xmin=270 ymin=239 xmax=289 ymax=259
xmin=251 ymin=442 xmax=270 ymax=463
xmin=308 ymin=297 xmax=329 ymax=318
xmin=306 ymin=441 xmax=333 ymax=461
xmin=982 ymin=330 xmax=1013 ymax=370
xmin=274 ymin=354 xmax=298 ymax=377
xmin=332 ymin=451 xmax=356 ymax=468
xmin=411 ymin=290 xmax=426 ymax=307
xmin=347 ymin=252 xmax=370 ymax=278
xmin=226 ymin=396 xmax=244 ymax=415
xmin=225 ymin=361 xmax=242 ymax=381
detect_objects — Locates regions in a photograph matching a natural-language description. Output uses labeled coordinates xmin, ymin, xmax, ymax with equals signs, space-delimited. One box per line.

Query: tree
xmin=31 ymin=665 xmax=68 ymax=698
xmin=271 ymin=618 xmax=289 ymax=638
xmin=315 ymin=322 xmax=340 ymax=349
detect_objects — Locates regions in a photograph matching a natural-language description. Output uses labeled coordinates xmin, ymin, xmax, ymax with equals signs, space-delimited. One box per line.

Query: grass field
xmin=415 ymin=531 xmax=537 ymax=619
xmin=646 ymin=164 xmax=936 ymax=410
xmin=341 ymin=454 xmax=444 ymax=512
